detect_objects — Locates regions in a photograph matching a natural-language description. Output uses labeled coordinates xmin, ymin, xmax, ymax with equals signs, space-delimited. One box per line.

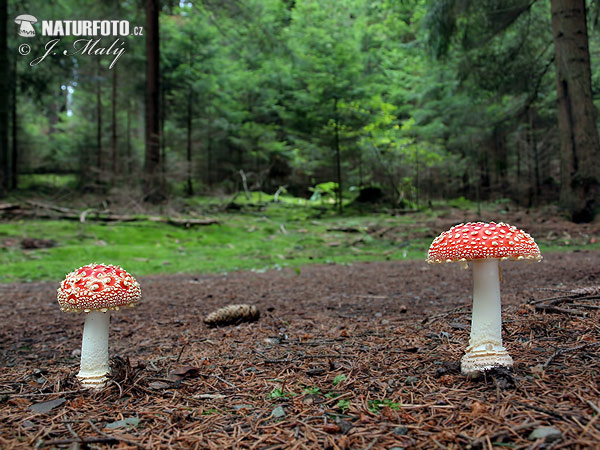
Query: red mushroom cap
xmin=427 ymin=222 xmax=542 ymax=264
xmin=57 ymin=264 xmax=141 ymax=312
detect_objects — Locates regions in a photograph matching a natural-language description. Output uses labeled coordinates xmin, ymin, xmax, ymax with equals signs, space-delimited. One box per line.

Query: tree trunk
xmin=160 ymin=75 xmax=166 ymax=178
xmin=414 ymin=148 xmax=420 ymax=207
xmin=493 ymin=126 xmax=508 ymax=197
xmin=144 ymin=0 xmax=163 ymax=202
xmin=515 ymin=130 xmax=522 ymax=204
xmin=480 ymin=148 xmax=490 ymax=201
xmin=126 ymin=99 xmax=132 ymax=174
xmin=111 ymin=66 xmax=118 ymax=182
xmin=530 ymin=108 xmax=541 ymax=200
xmin=0 ymin=0 xmax=8 ymax=195
xmin=186 ymin=88 xmax=193 ymax=196
xmin=333 ymin=97 xmax=342 ymax=213
xmin=11 ymin=48 xmax=17 ymax=190
xmin=207 ymin=115 xmax=213 ymax=188
xmin=96 ymin=59 xmax=103 ymax=186
xmin=551 ymin=0 xmax=600 ymax=222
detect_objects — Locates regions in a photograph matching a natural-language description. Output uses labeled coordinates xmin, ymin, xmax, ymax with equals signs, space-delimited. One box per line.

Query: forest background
xmin=0 ymin=0 xmax=599 ymax=222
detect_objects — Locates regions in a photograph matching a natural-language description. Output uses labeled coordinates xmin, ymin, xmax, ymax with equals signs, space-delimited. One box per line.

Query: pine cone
xmin=204 ymin=304 xmax=260 ymax=327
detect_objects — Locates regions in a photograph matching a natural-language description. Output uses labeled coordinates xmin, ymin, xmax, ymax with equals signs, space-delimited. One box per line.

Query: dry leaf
xmin=470 ymin=401 xmax=488 ymax=415
xmin=169 ymin=366 xmax=200 ymax=380
xmin=323 ymin=423 xmax=341 ymax=434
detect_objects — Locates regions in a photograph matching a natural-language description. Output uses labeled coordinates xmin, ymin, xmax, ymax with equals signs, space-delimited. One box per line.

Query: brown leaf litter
xmin=0 ymin=252 xmax=599 ymax=448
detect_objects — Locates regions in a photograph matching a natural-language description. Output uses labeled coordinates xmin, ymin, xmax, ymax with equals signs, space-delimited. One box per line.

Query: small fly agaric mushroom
xmin=427 ymin=222 xmax=541 ymax=374
xmin=57 ymin=264 xmax=141 ymax=388
xmin=14 ymin=14 xmax=37 ymax=37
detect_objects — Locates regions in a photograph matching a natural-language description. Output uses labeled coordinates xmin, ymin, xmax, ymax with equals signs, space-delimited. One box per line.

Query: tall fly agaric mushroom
xmin=57 ymin=264 xmax=141 ymax=388
xmin=427 ymin=222 xmax=541 ymax=374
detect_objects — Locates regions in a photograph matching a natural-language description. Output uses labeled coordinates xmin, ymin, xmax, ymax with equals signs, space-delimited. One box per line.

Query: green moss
xmin=0 ymin=200 xmax=596 ymax=282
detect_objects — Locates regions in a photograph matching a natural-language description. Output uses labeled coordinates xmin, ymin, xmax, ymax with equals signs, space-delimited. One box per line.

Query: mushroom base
xmin=461 ymin=347 xmax=513 ymax=374
xmin=77 ymin=373 xmax=109 ymax=389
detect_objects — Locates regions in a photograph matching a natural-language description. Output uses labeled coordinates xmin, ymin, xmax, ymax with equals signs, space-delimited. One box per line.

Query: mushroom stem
xmin=77 ymin=311 xmax=110 ymax=388
xmin=461 ymin=258 xmax=513 ymax=374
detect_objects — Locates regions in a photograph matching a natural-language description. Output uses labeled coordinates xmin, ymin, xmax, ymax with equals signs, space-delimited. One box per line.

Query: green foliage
xmin=18 ymin=174 xmax=77 ymax=190
xmin=446 ymin=196 xmax=475 ymax=210
xmin=309 ymin=182 xmax=339 ymax=203
xmin=0 ymin=199 xmax=430 ymax=282
xmin=336 ymin=399 xmax=351 ymax=412
xmin=0 ymin=195 xmax=596 ymax=283
xmin=302 ymin=386 xmax=321 ymax=395
xmin=4 ymin=0 xmax=592 ymax=212
xmin=268 ymin=387 xmax=296 ymax=400
xmin=332 ymin=374 xmax=347 ymax=386
xmin=368 ymin=398 xmax=401 ymax=413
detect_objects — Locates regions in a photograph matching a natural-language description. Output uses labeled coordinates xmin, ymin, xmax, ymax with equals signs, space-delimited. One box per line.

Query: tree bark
xmin=530 ymin=108 xmax=541 ymax=200
xmin=186 ymin=88 xmax=193 ymax=196
xmin=0 ymin=0 xmax=8 ymax=195
xmin=333 ymin=96 xmax=342 ymax=213
xmin=11 ymin=46 xmax=17 ymax=190
xmin=126 ymin=99 xmax=132 ymax=174
xmin=144 ymin=0 xmax=164 ymax=202
xmin=111 ymin=66 xmax=118 ymax=182
xmin=207 ymin=120 xmax=213 ymax=188
xmin=96 ymin=59 xmax=103 ymax=185
xmin=551 ymin=0 xmax=600 ymax=222
xmin=160 ymin=74 xmax=166 ymax=178
xmin=414 ymin=148 xmax=420 ymax=207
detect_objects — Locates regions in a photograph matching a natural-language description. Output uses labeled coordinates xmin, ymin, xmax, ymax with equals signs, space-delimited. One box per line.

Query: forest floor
xmin=2 ymin=194 xmax=600 ymax=283
xmin=1 ymin=250 xmax=600 ymax=449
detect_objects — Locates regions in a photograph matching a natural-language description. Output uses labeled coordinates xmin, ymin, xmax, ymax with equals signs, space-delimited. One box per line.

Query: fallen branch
xmin=469 ymin=421 xmax=541 ymax=449
xmin=273 ymin=185 xmax=287 ymax=203
xmin=326 ymin=226 xmax=363 ymax=233
xmin=43 ymin=436 xmax=120 ymax=446
xmin=0 ymin=203 xmax=20 ymax=211
xmin=571 ymin=303 xmax=600 ymax=310
xmin=422 ymin=306 xmax=470 ymax=324
xmin=0 ymin=202 xmax=219 ymax=227
xmin=87 ymin=420 xmax=146 ymax=449
xmin=25 ymin=200 xmax=74 ymax=213
xmin=543 ymin=343 xmax=598 ymax=369
xmin=535 ymin=304 xmax=588 ymax=316
xmin=239 ymin=170 xmax=251 ymax=200
xmin=149 ymin=216 xmax=220 ymax=227
xmin=530 ymin=286 xmax=600 ymax=305
xmin=0 ymin=389 xmax=82 ymax=397
xmin=513 ymin=400 xmax=571 ymax=420
xmin=262 ymin=354 xmax=353 ymax=364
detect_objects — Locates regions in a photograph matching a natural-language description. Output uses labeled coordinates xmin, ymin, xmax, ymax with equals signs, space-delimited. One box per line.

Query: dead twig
xmin=543 ymin=343 xmax=598 ymax=369
xmin=514 ymin=401 xmax=571 ymax=420
xmin=530 ymin=286 xmax=600 ymax=305
xmin=43 ymin=436 xmax=120 ymax=446
xmin=87 ymin=420 xmax=146 ymax=449
xmin=1 ymin=389 xmax=82 ymax=397
xmin=422 ymin=306 xmax=469 ymax=324
xmin=470 ymin=421 xmax=541 ymax=449
xmin=239 ymin=170 xmax=251 ymax=200
xmin=175 ymin=343 xmax=187 ymax=363
xmin=535 ymin=304 xmax=588 ymax=316
xmin=1 ymin=201 xmax=219 ymax=226
xmin=262 ymin=354 xmax=353 ymax=364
